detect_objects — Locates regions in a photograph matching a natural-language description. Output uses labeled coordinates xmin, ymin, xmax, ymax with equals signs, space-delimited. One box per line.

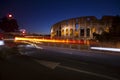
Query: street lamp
xmin=8 ymin=14 xmax=12 ymax=18
xmin=7 ymin=14 xmax=13 ymax=19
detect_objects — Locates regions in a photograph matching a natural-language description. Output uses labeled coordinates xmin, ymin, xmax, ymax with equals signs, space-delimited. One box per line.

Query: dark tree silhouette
xmin=109 ymin=15 xmax=120 ymax=41
xmin=93 ymin=15 xmax=120 ymax=42
xmin=0 ymin=16 xmax=19 ymax=32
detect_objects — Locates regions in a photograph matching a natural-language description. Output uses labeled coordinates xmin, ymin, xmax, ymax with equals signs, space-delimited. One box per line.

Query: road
xmin=0 ymin=45 xmax=120 ymax=80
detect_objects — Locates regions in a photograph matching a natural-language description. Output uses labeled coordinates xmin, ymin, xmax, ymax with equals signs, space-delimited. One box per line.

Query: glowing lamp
xmin=8 ymin=14 xmax=12 ymax=18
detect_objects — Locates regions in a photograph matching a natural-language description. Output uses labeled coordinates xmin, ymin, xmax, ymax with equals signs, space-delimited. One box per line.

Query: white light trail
xmin=0 ymin=40 xmax=5 ymax=46
xmin=91 ymin=47 xmax=120 ymax=52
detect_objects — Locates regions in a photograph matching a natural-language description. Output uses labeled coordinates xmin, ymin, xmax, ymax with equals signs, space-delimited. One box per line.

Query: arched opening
xmin=66 ymin=29 xmax=68 ymax=36
xmin=86 ymin=28 xmax=90 ymax=37
xmin=80 ymin=28 xmax=84 ymax=36
xmin=70 ymin=29 xmax=73 ymax=36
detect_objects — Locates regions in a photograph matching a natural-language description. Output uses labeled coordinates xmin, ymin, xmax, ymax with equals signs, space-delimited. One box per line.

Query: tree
xmin=93 ymin=15 xmax=120 ymax=42
xmin=0 ymin=15 xmax=19 ymax=32
xmin=109 ymin=15 xmax=120 ymax=41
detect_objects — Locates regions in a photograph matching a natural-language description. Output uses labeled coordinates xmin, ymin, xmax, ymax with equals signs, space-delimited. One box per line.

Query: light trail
xmin=14 ymin=37 xmax=84 ymax=44
xmin=0 ymin=40 xmax=5 ymax=46
xmin=91 ymin=47 xmax=120 ymax=52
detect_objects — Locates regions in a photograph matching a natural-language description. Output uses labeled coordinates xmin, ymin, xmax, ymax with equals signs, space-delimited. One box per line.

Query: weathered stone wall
xmin=51 ymin=16 xmax=115 ymax=40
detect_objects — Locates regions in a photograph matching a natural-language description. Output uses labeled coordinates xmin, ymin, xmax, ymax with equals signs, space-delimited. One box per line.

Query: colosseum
xmin=51 ymin=16 xmax=115 ymax=40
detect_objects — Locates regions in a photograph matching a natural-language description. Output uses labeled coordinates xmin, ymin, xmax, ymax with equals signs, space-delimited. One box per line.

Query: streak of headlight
xmin=0 ymin=40 xmax=4 ymax=46
xmin=15 ymin=37 xmax=64 ymax=43
xmin=91 ymin=47 xmax=120 ymax=52
xmin=15 ymin=37 xmax=84 ymax=44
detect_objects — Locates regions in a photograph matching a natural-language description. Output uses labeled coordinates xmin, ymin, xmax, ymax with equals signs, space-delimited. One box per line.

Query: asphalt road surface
xmin=0 ymin=46 xmax=120 ymax=80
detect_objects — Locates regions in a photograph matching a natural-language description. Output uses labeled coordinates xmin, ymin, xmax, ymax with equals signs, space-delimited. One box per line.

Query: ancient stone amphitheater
xmin=51 ymin=16 xmax=115 ymax=40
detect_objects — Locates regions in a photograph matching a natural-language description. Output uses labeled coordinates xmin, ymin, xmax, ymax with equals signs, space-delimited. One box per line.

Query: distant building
xmin=51 ymin=16 xmax=115 ymax=40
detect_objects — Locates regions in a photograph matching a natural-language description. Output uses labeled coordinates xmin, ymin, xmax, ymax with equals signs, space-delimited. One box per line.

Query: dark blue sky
xmin=0 ymin=0 xmax=120 ymax=34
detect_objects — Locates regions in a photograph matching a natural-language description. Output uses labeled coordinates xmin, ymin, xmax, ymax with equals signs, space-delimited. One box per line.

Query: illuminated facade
xmin=51 ymin=16 xmax=115 ymax=40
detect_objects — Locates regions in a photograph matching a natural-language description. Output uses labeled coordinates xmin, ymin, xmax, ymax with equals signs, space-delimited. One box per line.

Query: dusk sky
xmin=0 ymin=0 xmax=120 ymax=34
